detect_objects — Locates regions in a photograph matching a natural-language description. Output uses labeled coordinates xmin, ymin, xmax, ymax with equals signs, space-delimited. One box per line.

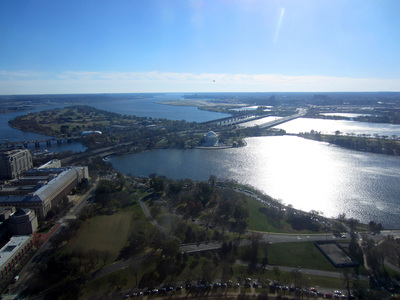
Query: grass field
xmin=238 ymin=241 xmax=337 ymax=272
xmin=267 ymin=242 xmax=337 ymax=272
xmin=246 ymin=195 xmax=326 ymax=234
xmin=67 ymin=202 xmax=149 ymax=261
xmin=246 ymin=199 xmax=287 ymax=233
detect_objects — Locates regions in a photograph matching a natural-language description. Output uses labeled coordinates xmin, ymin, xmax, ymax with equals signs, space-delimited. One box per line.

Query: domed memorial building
xmin=203 ymin=131 xmax=219 ymax=147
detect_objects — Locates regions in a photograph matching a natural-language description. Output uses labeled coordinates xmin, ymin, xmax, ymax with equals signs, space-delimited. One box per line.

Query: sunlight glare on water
xmin=110 ymin=136 xmax=400 ymax=227
xmin=230 ymin=137 xmax=348 ymax=216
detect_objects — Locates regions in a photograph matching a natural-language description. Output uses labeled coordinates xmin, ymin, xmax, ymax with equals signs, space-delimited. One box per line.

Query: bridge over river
xmin=202 ymin=108 xmax=307 ymax=129
xmin=0 ymin=136 xmax=81 ymax=149
xmin=258 ymin=108 xmax=307 ymax=129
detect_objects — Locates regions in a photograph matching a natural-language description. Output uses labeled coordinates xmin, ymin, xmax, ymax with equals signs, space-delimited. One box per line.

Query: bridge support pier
xmin=57 ymin=140 xmax=62 ymax=145
xmin=46 ymin=141 xmax=51 ymax=147
xmin=23 ymin=143 xmax=28 ymax=148
xmin=35 ymin=142 xmax=40 ymax=148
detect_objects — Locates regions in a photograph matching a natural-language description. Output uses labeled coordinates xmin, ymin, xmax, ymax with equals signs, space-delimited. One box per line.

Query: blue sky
xmin=1 ymin=0 xmax=400 ymax=94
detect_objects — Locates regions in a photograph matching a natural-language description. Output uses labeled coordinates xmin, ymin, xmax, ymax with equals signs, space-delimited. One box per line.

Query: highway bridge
xmin=201 ymin=108 xmax=307 ymax=128
xmin=0 ymin=136 xmax=81 ymax=149
xmin=258 ymin=108 xmax=307 ymax=129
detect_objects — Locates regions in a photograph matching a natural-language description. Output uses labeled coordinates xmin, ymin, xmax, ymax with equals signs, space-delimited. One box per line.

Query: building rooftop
xmin=24 ymin=167 xmax=67 ymax=176
xmin=34 ymin=167 xmax=84 ymax=201
xmin=0 ymin=235 xmax=31 ymax=268
xmin=11 ymin=208 xmax=31 ymax=217
xmin=0 ymin=149 xmax=29 ymax=156
xmin=0 ymin=194 xmax=42 ymax=204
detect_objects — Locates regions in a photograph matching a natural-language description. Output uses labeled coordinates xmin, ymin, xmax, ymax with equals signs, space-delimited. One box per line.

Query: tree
xmin=109 ymin=272 xmax=127 ymax=291
xmin=150 ymin=175 xmax=165 ymax=192
xmin=233 ymin=205 xmax=249 ymax=236
xmin=208 ymin=175 xmax=217 ymax=190
xmin=243 ymin=232 xmax=262 ymax=270
xmin=291 ymin=268 xmax=302 ymax=288
xmin=101 ymin=250 xmax=111 ymax=266
xmin=340 ymin=268 xmax=354 ymax=298
xmin=260 ymin=243 xmax=269 ymax=272
xmin=87 ymin=249 xmax=100 ymax=269
xmin=150 ymin=203 xmax=161 ymax=218
xmin=367 ymin=246 xmax=384 ymax=273
xmin=161 ymin=238 xmax=180 ymax=259
xmin=273 ymin=266 xmax=281 ymax=283
xmin=368 ymin=221 xmax=383 ymax=234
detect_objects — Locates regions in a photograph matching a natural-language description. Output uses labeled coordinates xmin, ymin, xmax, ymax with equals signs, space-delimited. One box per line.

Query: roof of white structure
xmin=34 ymin=167 xmax=83 ymax=201
xmin=205 ymin=131 xmax=218 ymax=137
xmin=0 ymin=235 xmax=31 ymax=268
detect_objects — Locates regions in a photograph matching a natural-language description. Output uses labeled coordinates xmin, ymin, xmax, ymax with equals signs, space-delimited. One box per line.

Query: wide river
xmin=109 ymin=134 xmax=400 ymax=229
xmin=1 ymin=95 xmax=400 ymax=228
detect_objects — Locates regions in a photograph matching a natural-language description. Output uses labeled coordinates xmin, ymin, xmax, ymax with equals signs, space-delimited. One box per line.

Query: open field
xmin=246 ymin=198 xmax=292 ymax=233
xmin=67 ymin=203 xmax=149 ymax=261
xmin=266 ymin=242 xmax=337 ymax=272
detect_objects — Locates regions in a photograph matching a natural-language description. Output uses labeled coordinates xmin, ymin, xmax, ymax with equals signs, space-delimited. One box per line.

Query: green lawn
xmin=246 ymin=199 xmax=284 ymax=232
xmin=238 ymin=241 xmax=337 ymax=272
xmin=67 ymin=203 xmax=149 ymax=261
xmin=266 ymin=242 xmax=337 ymax=272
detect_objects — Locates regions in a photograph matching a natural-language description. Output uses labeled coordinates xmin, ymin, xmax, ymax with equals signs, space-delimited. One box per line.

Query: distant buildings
xmin=0 ymin=166 xmax=89 ymax=219
xmin=0 ymin=149 xmax=33 ymax=180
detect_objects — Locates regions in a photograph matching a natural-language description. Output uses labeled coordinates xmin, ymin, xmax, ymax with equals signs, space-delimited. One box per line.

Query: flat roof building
xmin=0 ymin=166 xmax=89 ymax=219
xmin=0 ymin=235 xmax=33 ymax=280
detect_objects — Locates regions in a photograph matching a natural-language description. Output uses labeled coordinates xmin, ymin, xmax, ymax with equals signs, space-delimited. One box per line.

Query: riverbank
xmin=298 ymin=132 xmax=400 ymax=156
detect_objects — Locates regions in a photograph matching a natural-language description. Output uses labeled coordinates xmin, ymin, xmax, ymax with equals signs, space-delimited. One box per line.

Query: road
xmin=235 ymin=260 xmax=369 ymax=281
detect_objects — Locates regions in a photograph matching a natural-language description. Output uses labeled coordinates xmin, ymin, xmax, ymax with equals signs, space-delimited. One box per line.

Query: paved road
xmin=235 ymin=260 xmax=369 ymax=281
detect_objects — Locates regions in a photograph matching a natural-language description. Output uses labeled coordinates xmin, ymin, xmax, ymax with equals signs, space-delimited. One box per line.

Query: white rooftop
xmin=0 ymin=235 xmax=31 ymax=268
xmin=34 ymin=167 xmax=84 ymax=201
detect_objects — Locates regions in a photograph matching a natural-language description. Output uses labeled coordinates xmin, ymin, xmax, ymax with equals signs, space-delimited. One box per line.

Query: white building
xmin=203 ymin=131 xmax=219 ymax=147
xmin=0 ymin=235 xmax=33 ymax=280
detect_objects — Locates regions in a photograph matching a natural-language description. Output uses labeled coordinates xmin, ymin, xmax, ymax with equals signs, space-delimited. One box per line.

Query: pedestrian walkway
xmin=32 ymin=223 xmax=60 ymax=248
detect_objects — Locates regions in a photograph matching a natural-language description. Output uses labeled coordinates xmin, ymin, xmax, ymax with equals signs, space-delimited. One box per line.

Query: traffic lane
xmin=262 ymin=233 xmax=341 ymax=243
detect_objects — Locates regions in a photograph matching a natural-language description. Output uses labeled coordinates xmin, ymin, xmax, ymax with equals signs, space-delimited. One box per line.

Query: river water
xmin=1 ymin=95 xmax=400 ymax=227
xmin=109 ymin=136 xmax=400 ymax=228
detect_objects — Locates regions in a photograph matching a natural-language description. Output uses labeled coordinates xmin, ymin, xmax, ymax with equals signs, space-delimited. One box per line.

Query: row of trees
xmin=151 ymin=176 xmax=250 ymax=233
xmin=299 ymin=131 xmax=400 ymax=155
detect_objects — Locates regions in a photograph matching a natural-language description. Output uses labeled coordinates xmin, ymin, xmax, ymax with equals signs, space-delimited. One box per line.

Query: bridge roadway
xmin=202 ymin=108 xmax=307 ymax=128
xmin=258 ymin=108 xmax=307 ymax=129
xmin=0 ymin=136 xmax=81 ymax=148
